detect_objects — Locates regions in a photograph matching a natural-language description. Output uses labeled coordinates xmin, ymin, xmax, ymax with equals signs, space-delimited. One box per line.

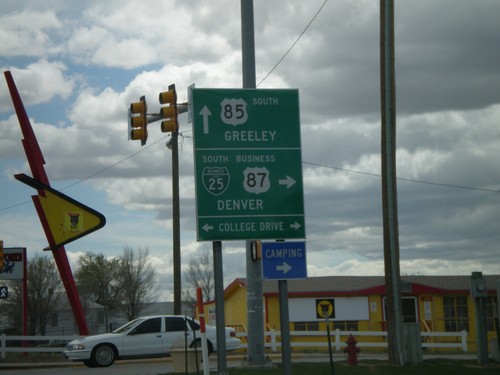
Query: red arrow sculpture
xmin=4 ymin=70 xmax=89 ymax=335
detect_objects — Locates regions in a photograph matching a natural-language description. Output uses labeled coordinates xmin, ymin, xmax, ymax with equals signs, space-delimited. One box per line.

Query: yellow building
xmin=202 ymin=275 xmax=499 ymax=352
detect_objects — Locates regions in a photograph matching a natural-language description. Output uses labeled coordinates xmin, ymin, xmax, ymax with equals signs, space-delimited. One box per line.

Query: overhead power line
xmin=61 ymin=134 xmax=169 ymax=190
xmin=257 ymin=0 xmax=329 ymax=87
xmin=303 ymin=161 xmax=500 ymax=193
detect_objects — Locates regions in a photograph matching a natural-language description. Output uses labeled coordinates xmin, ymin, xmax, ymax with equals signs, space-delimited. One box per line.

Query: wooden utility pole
xmin=380 ymin=0 xmax=404 ymax=365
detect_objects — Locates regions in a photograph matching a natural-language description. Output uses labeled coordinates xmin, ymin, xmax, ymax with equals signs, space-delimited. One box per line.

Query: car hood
xmin=71 ymin=333 xmax=120 ymax=344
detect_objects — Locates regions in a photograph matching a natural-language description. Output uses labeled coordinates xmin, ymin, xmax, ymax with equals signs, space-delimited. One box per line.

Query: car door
xmin=121 ymin=317 xmax=164 ymax=357
xmin=164 ymin=316 xmax=193 ymax=351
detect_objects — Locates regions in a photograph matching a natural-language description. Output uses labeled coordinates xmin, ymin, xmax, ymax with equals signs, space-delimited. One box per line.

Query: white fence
xmin=0 ymin=330 xmax=468 ymax=359
xmin=0 ymin=334 xmax=81 ymax=359
xmin=236 ymin=329 xmax=469 ymax=353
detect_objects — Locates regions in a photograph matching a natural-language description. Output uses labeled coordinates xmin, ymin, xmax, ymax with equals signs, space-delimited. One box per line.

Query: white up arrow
xmin=199 ymin=106 xmax=212 ymax=134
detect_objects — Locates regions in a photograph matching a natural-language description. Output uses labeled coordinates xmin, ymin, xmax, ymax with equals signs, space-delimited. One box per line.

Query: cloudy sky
xmin=1 ymin=0 xmax=499 ymax=301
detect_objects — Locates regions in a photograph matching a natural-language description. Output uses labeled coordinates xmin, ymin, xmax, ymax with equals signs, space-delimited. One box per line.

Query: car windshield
xmin=112 ymin=318 xmax=146 ymax=333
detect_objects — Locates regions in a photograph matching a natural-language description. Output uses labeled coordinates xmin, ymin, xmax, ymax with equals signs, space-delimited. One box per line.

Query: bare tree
xmin=182 ymin=248 xmax=214 ymax=306
xmin=75 ymin=252 xmax=121 ymax=332
xmin=4 ymin=254 xmax=63 ymax=335
xmin=117 ymin=246 xmax=159 ymax=320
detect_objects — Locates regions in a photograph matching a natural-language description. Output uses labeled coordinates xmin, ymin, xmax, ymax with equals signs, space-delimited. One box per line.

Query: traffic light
xmin=0 ymin=240 xmax=4 ymax=270
xmin=129 ymin=95 xmax=148 ymax=145
xmin=159 ymin=84 xmax=178 ymax=133
xmin=250 ymin=240 xmax=262 ymax=261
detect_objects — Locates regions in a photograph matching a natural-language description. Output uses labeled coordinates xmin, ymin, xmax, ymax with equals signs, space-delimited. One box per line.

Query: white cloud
xmin=0 ymin=10 xmax=62 ymax=57
xmin=307 ymin=257 xmax=500 ymax=279
xmin=0 ymin=60 xmax=75 ymax=111
xmin=68 ymin=26 xmax=159 ymax=69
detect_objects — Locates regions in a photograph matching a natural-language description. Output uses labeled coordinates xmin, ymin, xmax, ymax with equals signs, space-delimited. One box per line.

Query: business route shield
xmin=202 ymin=167 xmax=230 ymax=196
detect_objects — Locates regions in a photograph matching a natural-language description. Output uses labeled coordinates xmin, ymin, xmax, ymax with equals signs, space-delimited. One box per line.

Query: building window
xmin=293 ymin=321 xmax=319 ymax=331
xmin=333 ymin=321 xmax=358 ymax=331
xmin=51 ymin=312 xmax=58 ymax=328
xmin=443 ymin=296 xmax=469 ymax=332
xmin=486 ymin=296 xmax=498 ymax=332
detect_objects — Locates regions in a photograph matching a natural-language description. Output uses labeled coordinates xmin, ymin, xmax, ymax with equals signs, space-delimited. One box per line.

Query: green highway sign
xmin=192 ymin=88 xmax=305 ymax=241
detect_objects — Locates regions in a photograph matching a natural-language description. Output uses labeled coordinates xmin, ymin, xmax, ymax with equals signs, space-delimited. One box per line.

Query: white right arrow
xmin=278 ymin=176 xmax=296 ymax=189
xmin=290 ymin=222 xmax=301 ymax=230
xmin=277 ymin=262 xmax=292 ymax=274
xmin=199 ymin=106 xmax=212 ymax=134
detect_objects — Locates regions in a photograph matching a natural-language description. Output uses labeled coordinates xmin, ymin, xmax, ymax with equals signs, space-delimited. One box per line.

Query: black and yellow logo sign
xmin=316 ymin=298 xmax=335 ymax=319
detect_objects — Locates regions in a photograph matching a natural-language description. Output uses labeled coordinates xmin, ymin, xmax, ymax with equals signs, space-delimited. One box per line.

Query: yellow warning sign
xmin=15 ymin=173 xmax=105 ymax=250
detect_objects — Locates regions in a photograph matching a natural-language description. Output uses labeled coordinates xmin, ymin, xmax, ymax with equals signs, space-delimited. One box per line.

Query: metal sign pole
xmin=278 ymin=280 xmax=292 ymax=375
xmin=213 ymin=241 xmax=228 ymax=374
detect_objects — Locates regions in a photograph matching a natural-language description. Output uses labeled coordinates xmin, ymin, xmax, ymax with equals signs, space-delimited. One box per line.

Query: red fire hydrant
xmin=344 ymin=334 xmax=360 ymax=365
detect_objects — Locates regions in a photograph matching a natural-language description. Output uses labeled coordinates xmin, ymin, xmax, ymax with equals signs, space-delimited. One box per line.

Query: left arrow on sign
xmin=202 ymin=223 xmax=214 ymax=232
xmin=0 ymin=286 xmax=8 ymax=298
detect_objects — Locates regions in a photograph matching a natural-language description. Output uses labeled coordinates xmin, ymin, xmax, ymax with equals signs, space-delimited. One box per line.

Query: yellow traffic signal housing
xmin=159 ymin=84 xmax=178 ymax=133
xmin=0 ymin=240 xmax=4 ymax=270
xmin=251 ymin=240 xmax=262 ymax=261
xmin=129 ymin=95 xmax=148 ymax=145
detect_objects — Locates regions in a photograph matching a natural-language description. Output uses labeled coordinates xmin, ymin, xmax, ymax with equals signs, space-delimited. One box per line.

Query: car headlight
xmin=67 ymin=343 xmax=86 ymax=351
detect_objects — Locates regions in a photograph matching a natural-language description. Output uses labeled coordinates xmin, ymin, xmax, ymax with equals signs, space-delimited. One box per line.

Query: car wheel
xmin=206 ymin=340 xmax=214 ymax=355
xmin=91 ymin=344 xmax=116 ymax=367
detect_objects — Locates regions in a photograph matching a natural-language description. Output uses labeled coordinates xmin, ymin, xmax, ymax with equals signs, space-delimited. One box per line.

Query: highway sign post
xmin=262 ymin=241 xmax=307 ymax=280
xmin=192 ymin=88 xmax=305 ymax=241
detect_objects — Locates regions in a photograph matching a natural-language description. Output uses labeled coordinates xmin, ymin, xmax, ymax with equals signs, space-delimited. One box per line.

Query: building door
xmin=383 ymin=296 xmax=418 ymax=325
xmin=402 ymin=297 xmax=418 ymax=323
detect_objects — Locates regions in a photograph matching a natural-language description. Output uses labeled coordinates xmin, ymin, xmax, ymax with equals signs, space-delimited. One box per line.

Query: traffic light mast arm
xmin=176 ymin=102 xmax=189 ymax=114
xmin=148 ymin=102 xmax=188 ymax=123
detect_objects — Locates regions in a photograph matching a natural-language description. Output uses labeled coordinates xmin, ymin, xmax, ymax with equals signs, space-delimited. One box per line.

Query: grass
xmin=219 ymin=360 xmax=500 ymax=375
xmin=3 ymin=353 xmax=500 ymax=374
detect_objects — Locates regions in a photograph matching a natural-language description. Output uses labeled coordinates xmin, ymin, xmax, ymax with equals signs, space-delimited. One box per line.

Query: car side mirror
xmin=128 ymin=328 xmax=138 ymax=335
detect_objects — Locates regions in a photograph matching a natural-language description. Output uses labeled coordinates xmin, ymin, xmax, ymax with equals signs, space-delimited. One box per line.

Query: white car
xmin=64 ymin=315 xmax=240 ymax=367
